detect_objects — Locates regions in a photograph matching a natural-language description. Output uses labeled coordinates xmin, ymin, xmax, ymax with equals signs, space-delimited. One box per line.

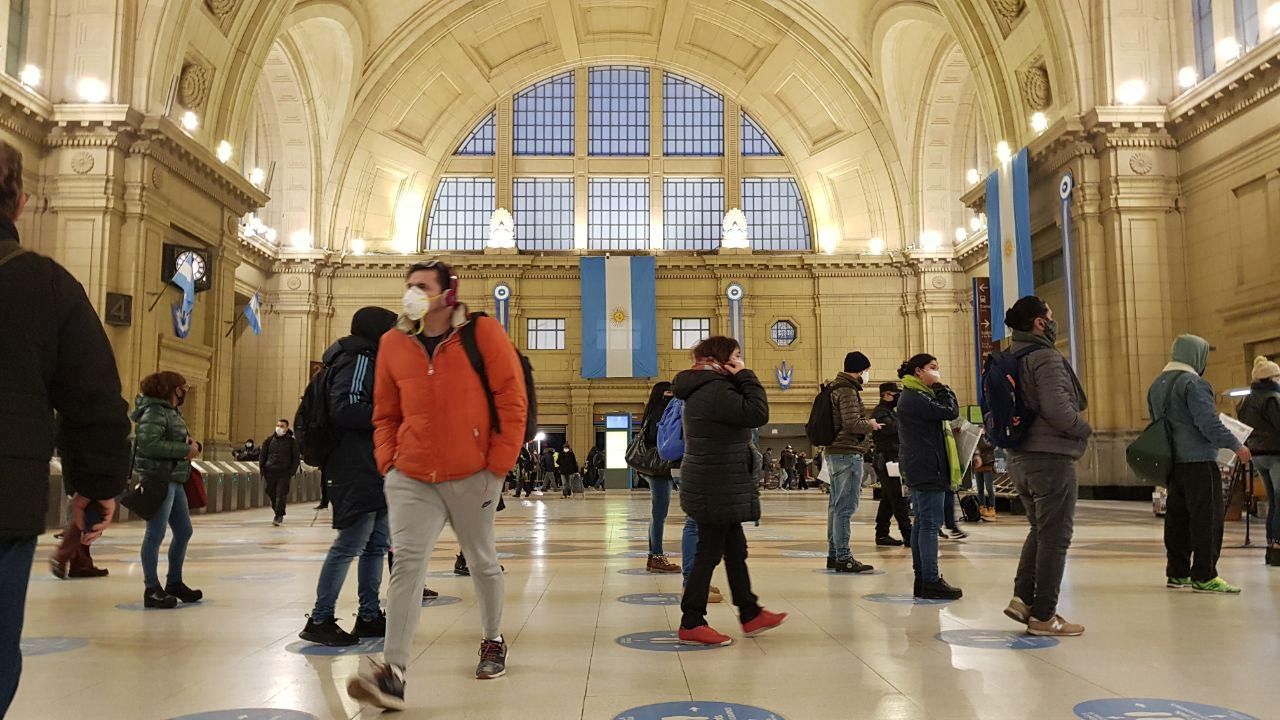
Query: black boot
xmin=916 ymin=577 xmax=963 ymax=600
xmin=299 ymin=617 xmax=358 ymax=646
xmin=144 ymin=586 xmax=178 ymax=609
xmin=454 ymin=553 xmax=470 ymax=576
xmin=832 ymin=557 xmax=875 ymax=574
xmin=826 ymin=554 xmax=836 ymax=569
xmin=352 ymin=611 xmax=387 ymax=638
xmin=165 ymin=581 xmax=203 ymax=604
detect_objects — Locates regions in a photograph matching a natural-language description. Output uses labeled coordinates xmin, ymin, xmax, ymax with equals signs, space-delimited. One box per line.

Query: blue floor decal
xmin=935 ymin=629 xmax=1059 ymax=650
xmin=617 ymin=593 xmax=681 ymax=606
xmin=615 ymin=631 xmax=724 ymax=652
xmin=285 ymin=638 xmax=383 ymax=656
xmin=117 ymin=600 xmax=212 ymax=611
xmin=781 ymin=550 xmax=827 ymax=558
xmin=1073 ymin=698 xmax=1259 ymax=720
xmin=614 ymin=701 xmax=783 ymax=719
xmin=20 ymin=637 xmax=88 ymax=657
xmin=422 ymin=595 xmax=462 ymax=608
xmin=220 ymin=572 xmax=294 ymax=582
xmin=617 ymin=551 xmax=679 ymax=558
xmin=168 ymin=709 xmax=319 ymax=720
xmin=863 ymin=593 xmax=955 ymax=605
xmin=617 ymin=567 xmax=663 ymax=575
xmin=814 ymin=568 xmax=886 ymax=576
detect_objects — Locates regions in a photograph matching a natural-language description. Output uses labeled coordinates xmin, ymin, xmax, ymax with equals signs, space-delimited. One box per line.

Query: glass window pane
xmin=455 ymin=111 xmax=496 ymax=156
xmin=589 ymin=66 xmax=649 ymax=156
xmin=1235 ymin=0 xmax=1259 ymax=48
xmin=663 ymin=73 xmax=724 ymax=157
xmin=527 ymin=318 xmax=565 ymax=350
xmin=515 ymin=73 xmax=574 ymax=156
xmin=741 ymin=112 xmax=782 ymax=156
xmin=1193 ymin=0 xmax=1216 ymax=77
xmin=426 ymin=178 xmax=495 ymax=252
xmin=588 ymin=177 xmax=649 ymax=250
xmin=663 ymin=178 xmax=724 ymax=251
xmin=770 ymin=320 xmax=796 ymax=347
xmin=514 ymin=178 xmax=574 ymax=251
xmin=741 ymin=178 xmax=810 ymax=251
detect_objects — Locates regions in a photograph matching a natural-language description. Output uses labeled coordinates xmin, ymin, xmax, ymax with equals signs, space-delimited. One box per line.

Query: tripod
xmin=1223 ymin=460 xmax=1262 ymax=549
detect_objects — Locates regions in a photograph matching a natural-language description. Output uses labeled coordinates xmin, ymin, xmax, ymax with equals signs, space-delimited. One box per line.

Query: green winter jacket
xmin=132 ymin=394 xmax=192 ymax=484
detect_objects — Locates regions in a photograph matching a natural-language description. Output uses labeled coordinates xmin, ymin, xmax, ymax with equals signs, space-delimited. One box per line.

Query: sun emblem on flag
xmin=610 ymin=307 xmax=628 ymax=326
xmin=1003 ymin=238 xmax=1015 ymax=258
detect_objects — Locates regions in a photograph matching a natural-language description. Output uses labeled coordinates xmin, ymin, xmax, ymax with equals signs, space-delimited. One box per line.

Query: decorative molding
xmin=1018 ymin=60 xmax=1052 ymax=111
xmin=1128 ymin=153 xmax=1153 ymax=175
xmin=989 ymin=0 xmax=1026 ymax=36
xmin=178 ymin=61 xmax=211 ymax=111
xmin=1168 ymin=44 xmax=1280 ymax=144
xmin=205 ymin=0 xmax=239 ymax=18
xmin=70 ymin=151 xmax=94 ymax=174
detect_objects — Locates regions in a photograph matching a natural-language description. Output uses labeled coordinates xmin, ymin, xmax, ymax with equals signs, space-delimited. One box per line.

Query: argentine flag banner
xmin=243 ymin=291 xmax=262 ymax=335
xmin=985 ymin=146 xmax=1035 ymax=342
xmin=580 ymin=256 xmax=658 ymax=379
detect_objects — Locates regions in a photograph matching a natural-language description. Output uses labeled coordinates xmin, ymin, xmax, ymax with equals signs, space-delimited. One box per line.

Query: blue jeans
xmin=1253 ymin=456 xmax=1280 ymax=545
xmin=944 ymin=490 xmax=958 ymax=530
xmin=681 ymin=516 xmax=698 ymax=584
xmin=141 ymin=482 xmax=192 ymax=589
xmin=0 ymin=537 xmax=36 ymax=717
xmin=975 ymin=472 xmax=996 ymax=508
xmin=826 ymin=453 xmax=863 ymax=560
xmin=910 ymin=489 xmax=946 ymax=582
xmin=311 ymin=509 xmax=391 ymax=622
xmin=647 ymin=474 xmax=672 ymax=556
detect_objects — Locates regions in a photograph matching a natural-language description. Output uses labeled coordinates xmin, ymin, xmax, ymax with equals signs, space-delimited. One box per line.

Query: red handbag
xmin=184 ymin=467 xmax=208 ymax=510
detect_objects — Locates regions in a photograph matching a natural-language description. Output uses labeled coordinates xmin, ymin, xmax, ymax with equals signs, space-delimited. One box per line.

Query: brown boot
xmin=646 ymin=555 xmax=681 ymax=574
xmin=708 ymin=585 xmax=723 ymax=603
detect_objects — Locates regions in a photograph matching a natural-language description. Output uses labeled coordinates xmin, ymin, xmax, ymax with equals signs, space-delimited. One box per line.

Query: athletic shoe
xmin=1027 ymin=614 xmax=1085 ymax=636
xmin=875 ymin=536 xmax=904 ymax=547
xmin=916 ymin=577 xmax=963 ymax=600
xmin=1192 ymin=577 xmax=1241 ymax=594
xmin=678 ymin=625 xmax=733 ymax=646
xmin=272 ymin=515 xmax=283 ymax=527
xmin=68 ymin=566 xmax=109 ymax=578
xmin=938 ymin=529 xmax=947 ymax=539
xmin=826 ymin=555 xmax=837 ymax=569
xmin=454 ymin=553 xmax=470 ymax=576
xmin=1166 ymin=576 xmax=1193 ymax=590
xmin=352 ymin=611 xmax=387 ymax=639
xmin=476 ymin=638 xmax=508 ymax=679
xmin=708 ymin=585 xmax=723 ymax=604
xmin=143 ymin=586 xmax=178 ymax=609
xmin=164 ymin=581 xmax=203 ymax=603
xmin=646 ymin=555 xmax=681 ymax=574
xmin=947 ymin=528 xmax=969 ymax=540
xmin=299 ymin=617 xmax=359 ymax=646
xmin=1003 ymin=597 xmax=1031 ymax=624
xmin=832 ymin=558 xmax=875 ymax=574
xmin=48 ymin=557 xmax=68 ymax=579
xmin=313 ymin=503 xmax=328 ymax=510
xmin=741 ymin=609 xmax=787 ymax=638
xmin=347 ymin=657 xmax=405 ymax=711
xmin=423 ymin=587 xmax=440 ymax=600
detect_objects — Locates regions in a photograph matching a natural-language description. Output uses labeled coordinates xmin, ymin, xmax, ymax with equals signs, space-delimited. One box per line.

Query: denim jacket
xmin=1147 ymin=370 xmax=1241 ymax=464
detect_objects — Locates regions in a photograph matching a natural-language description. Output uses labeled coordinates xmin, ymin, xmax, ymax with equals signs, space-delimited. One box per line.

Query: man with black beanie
xmin=823 ymin=351 xmax=880 ymax=573
xmin=300 ymin=306 xmax=399 ymax=647
xmin=871 ymin=382 xmax=912 ymax=547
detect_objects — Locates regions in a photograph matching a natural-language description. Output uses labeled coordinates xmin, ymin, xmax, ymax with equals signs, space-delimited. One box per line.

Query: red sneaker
xmin=741 ymin=609 xmax=787 ymax=638
xmin=678 ymin=625 xmax=733 ymax=646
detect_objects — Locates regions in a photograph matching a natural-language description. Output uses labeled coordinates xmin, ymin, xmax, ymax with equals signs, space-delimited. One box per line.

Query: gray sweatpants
xmin=383 ymin=468 xmax=504 ymax=669
xmin=1007 ymin=450 xmax=1078 ymax=621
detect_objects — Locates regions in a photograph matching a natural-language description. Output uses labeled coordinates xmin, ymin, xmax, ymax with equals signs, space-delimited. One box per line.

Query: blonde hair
xmin=0 ymin=141 xmax=22 ymax=220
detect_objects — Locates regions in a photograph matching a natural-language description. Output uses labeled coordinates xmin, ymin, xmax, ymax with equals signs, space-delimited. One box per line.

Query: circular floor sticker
xmin=814 ymin=568 xmax=886 ymax=576
xmin=614 ymin=701 xmax=783 ymax=720
xmin=220 ymin=572 xmax=294 ymax=582
xmin=422 ymin=594 xmax=462 ymax=608
xmin=20 ymin=637 xmax=88 ymax=657
xmin=168 ymin=710 xmax=320 ymax=720
xmin=117 ymin=599 xmax=211 ymax=611
xmin=616 ymin=551 xmax=679 ymax=558
xmin=616 ymin=631 xmax=725 ymax=652
xmin=781 ymin=550 xmax=828 ymax=558
xmin=617 ymin=567 xmax=666 ymax=576
xmin=285 ymin=638 xmax=383 ymax=656
xmin=935 ymin=630 xmax=1058 ymax=650
xmin=863 ymin=593 xmax=955 ymax=606
xmin=426 ymin=570 xmax=466 ymax=578
xmin=618 ymin=593 xmax=681 ymax=606
xmin=1073 ymin=699 xmax=1259 ymax=720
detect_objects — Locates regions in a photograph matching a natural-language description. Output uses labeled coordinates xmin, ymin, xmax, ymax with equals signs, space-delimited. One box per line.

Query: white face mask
xmin=929 ymin=369 xmax=943 ymax=383
xmin=402 ymin=287 xmax=431 ymax=321
xmin=274 ymin=427 xmax=286 ymax=437
xmin=860 ymin=371 xmax=870 ymax=384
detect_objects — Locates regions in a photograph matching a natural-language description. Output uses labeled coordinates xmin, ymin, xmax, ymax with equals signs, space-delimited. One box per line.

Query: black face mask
xmin=885 ymin=395 xmax=898 ymax=407
xmin=1042 ymin=318 xmax=1059 ymax=344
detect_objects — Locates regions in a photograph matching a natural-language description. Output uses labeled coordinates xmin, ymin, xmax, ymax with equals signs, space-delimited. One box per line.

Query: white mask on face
xmin=930 ymin=369 xmax=943 ymax=383
xmin=402 ymin=287 xmax=431 ymax=321
xmin=274 ymin=427 xmax=286 ymax=437
xmin=861 ymin=371 xmax=870 ymax=384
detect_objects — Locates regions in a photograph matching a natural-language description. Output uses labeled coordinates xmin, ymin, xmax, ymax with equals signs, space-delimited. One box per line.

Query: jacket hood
xmin=673 ymin=368 xmax=726 ymax=399
xmin=395 ymin=301 xmax=472 ymax=334
xmin=830 ymin=373 xmax=863 ymax=391
xmin=1170 ymin=334 xmax=1210 ymax=374
xmin=351 ymin=306 xmax=397 ymax=343
xmin=322 ymin=334 xmax=377 ymax=364
xmin=132 ymin=394 xmax=174 ymax=421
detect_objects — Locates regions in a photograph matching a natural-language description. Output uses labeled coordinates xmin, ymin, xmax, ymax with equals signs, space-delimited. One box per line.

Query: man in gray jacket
xmin=1001 ymin=297 xmax=1092 ymax=637
xmin=823 ymin=352 xmax=880 ymax=573
xmin=1148 ymin=334 xmax=1250 ymax=594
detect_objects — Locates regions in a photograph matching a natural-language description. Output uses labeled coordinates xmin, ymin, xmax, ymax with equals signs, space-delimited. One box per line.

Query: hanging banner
xmin=1059 ymin=172 xmax=1081 ymax=374
xmin=493 ymin=283 xmax=511 ymax=332
xmin=172 ymin=302 xmax=192 ymax=339
xmin=973 ymin=277 xmax=993 ymax=403
xmin=726 ymin=283 xmax=744 ymax=358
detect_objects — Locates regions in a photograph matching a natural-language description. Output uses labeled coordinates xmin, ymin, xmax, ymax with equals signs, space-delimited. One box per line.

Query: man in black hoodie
xmin=871 ymin=382 xmax=911 ymax=547
xmin=261 ymin=418 xmax=301 ymax=525
xmin=300 ymin=307 xmax=398 ymax=646
xmin=0 ymin=140 xmax=131 ymax=715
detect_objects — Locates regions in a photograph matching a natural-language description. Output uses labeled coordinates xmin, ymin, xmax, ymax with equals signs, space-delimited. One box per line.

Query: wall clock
xmin=162 ymin=243 xmax=212 ymax=292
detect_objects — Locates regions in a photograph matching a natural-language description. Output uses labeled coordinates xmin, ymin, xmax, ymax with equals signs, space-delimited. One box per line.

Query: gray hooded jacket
xmin=1146 ymin=334 xmax=1241 ymax=464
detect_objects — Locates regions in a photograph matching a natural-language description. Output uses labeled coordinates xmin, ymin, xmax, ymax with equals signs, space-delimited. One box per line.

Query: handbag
xmin=1127 ymin=375 xmax=1185 ymax=484
xmin=120 ymin=475 xmax=168 ymax=520
xmin=184 ymin=467 xmax=207 ymax=510
xmin=625 ymin=422 xmax=671 ymax=476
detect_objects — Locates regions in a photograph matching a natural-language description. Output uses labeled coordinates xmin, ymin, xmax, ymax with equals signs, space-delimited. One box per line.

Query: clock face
xmin=176 ymin=250 xmax=208 ymax=282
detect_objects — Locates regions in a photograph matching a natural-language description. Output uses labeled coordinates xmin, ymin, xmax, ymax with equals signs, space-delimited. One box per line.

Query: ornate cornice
xmin=1168 ymin=42 xmax=1280 ymax=144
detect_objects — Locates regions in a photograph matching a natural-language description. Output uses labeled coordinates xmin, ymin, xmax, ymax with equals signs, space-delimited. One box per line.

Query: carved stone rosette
xmin=178 ymin=62 xmax=210 ymax=110
xmin=1019 ymin=63 xmax=1052 ymax=111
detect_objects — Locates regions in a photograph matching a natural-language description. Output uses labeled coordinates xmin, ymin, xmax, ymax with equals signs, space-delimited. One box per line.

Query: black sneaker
xmin=916 ymin=577 xmax=963 ymax=600
xmin=347 ymin=657 xmax=405 ymax=711
xmin=352 ymin=611 xmax=386 ymax=639
xmin=143 ymin=586 xmax=178 ymax=609
xmin=876 ymin=536 xmax=904 ymax=547
xmin=476 ymin=637 xmax=508 ymax=679
xmin=826 ymin=555 xmax=837 ymax=569
xmin=423 ymin=587 xmax=440 ymax=600
xmin=272 ymin=515 xmax=284 ymax=527
xmin=299 ymin=617 xmax=359 ymax=647
xmin=947 ymin=528 xmax=969 ymax=540
xmin=164 ymin=581 xmax=203 ymax=603
xmin=454 ymin=553 xmax=470 ymax=576
xmin=832 ymin=558 xmax=875 ymax=574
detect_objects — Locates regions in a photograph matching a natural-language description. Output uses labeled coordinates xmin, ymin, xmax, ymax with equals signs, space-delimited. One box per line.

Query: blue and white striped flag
xmin=986 ymin=146 xmax=1035 ymax=342
xmin=580 ymin=256 xmax=657 ymax=379
xmin=171 ymin=253 xmax=197 ymax=314
xmin=243 ymin=291 xmax=262 ymax=335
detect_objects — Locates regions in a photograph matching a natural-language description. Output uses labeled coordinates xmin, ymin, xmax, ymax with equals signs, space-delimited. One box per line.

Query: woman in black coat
xmin=896 ymin=353 xmax=963 ymax=600
xmin=672 ymin=336 xmax=786 ymax=646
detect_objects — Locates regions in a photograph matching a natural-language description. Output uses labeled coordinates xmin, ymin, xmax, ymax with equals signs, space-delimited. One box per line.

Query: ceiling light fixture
xmin=180 ymin=111 xmax=199 ymax=133
xmin=76 ymin=77 xmax=109 ymax=103
xmin=1116 ymin=79 xmax=1147 ymax=106
xmin=216 ymin=141 xmax=233 ymax=164
xmin=1177 ymin=66 xmax=1198 ymax=90
xmin=1030 ymin=112 xmax=1048 ymax=134
xmin=995 ymin=141 xmax=1012 ymax=164
xmin=18 ymin=64 xmax=41 ymax=90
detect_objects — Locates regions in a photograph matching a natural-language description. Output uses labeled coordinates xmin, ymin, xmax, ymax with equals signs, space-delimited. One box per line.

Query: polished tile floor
xmin=14 ymin=490 xmax=1279 ymax=720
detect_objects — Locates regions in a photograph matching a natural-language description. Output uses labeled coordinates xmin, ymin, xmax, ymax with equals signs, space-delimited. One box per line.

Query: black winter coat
xmin=673 ymin=368 xmax=769 ymax=525
xmin=871 ymin=400 xmax=900 ymax=461
xmin=321 ymin=336 xmax=387 ymax=529
xmin=0 ymin=224 xmax=131 ymax=538
xmin=260 ymin=430 xmax=300 ymax=479
xmin=896 ymin=384 xmax=959 ymax=492
xmin=558 ymin=449 xmax=580 ymax=475
xmin=1239 ymin=380 xmax=1280 ymax=455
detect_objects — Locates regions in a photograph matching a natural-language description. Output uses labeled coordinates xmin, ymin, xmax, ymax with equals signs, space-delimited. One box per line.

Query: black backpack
xmin=805 ymin=383 xmax=838 ymax=447
xmin=460 ymin=312 xmax=538 ymax=443
xmin=980 ymin=346 xmax=1045 ymax=448
xmin=294 ymin=364 xmax=336 ymax=467
xmin=960 ymin=494 xmax=982 ymax=522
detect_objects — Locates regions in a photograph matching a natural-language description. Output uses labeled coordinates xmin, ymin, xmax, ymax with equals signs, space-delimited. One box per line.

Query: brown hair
xmin=405 ymin=260 xmax=453 ymax=290
xmin=0 ymin=141 xmax=23 ymax=220
xmin=692 ymin=336 xmax=741 ymax=364
xmin=140 ymin=371 xmax=188 ymax=401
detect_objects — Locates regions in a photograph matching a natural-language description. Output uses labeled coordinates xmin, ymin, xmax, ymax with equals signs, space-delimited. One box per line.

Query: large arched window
xmin=425 ymin=65 xmax=809 ymax=253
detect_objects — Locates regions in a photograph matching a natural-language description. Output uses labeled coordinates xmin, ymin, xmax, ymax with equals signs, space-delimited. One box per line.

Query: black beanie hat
xmin=878 ymin=382 xmax=900 ymax=394
xmin=351 ymin=306 xmax=397 ymax=343
xmin=844 ymin=351 xmax=871 ymax=374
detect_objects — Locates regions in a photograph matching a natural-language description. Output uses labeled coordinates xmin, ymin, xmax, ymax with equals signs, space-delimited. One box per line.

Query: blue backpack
xmin=656 ymin=398 xmax=685 ymax=462
xmin=980 ymin=346 xmax=1045 ymax=449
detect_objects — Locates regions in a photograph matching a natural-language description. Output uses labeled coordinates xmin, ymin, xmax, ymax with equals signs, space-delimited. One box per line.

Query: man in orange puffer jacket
xmin=348 ymin=260 xmax=527 ymax=712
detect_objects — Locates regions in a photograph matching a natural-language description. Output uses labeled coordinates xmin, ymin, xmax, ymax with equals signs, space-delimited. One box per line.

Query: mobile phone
xmin=82 ymin=501 xmax=103 ymax=534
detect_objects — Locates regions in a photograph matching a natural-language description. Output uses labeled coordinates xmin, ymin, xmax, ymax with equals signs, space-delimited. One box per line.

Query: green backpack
xmin=1126 ymin=374 xmax=1188 ymax=484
